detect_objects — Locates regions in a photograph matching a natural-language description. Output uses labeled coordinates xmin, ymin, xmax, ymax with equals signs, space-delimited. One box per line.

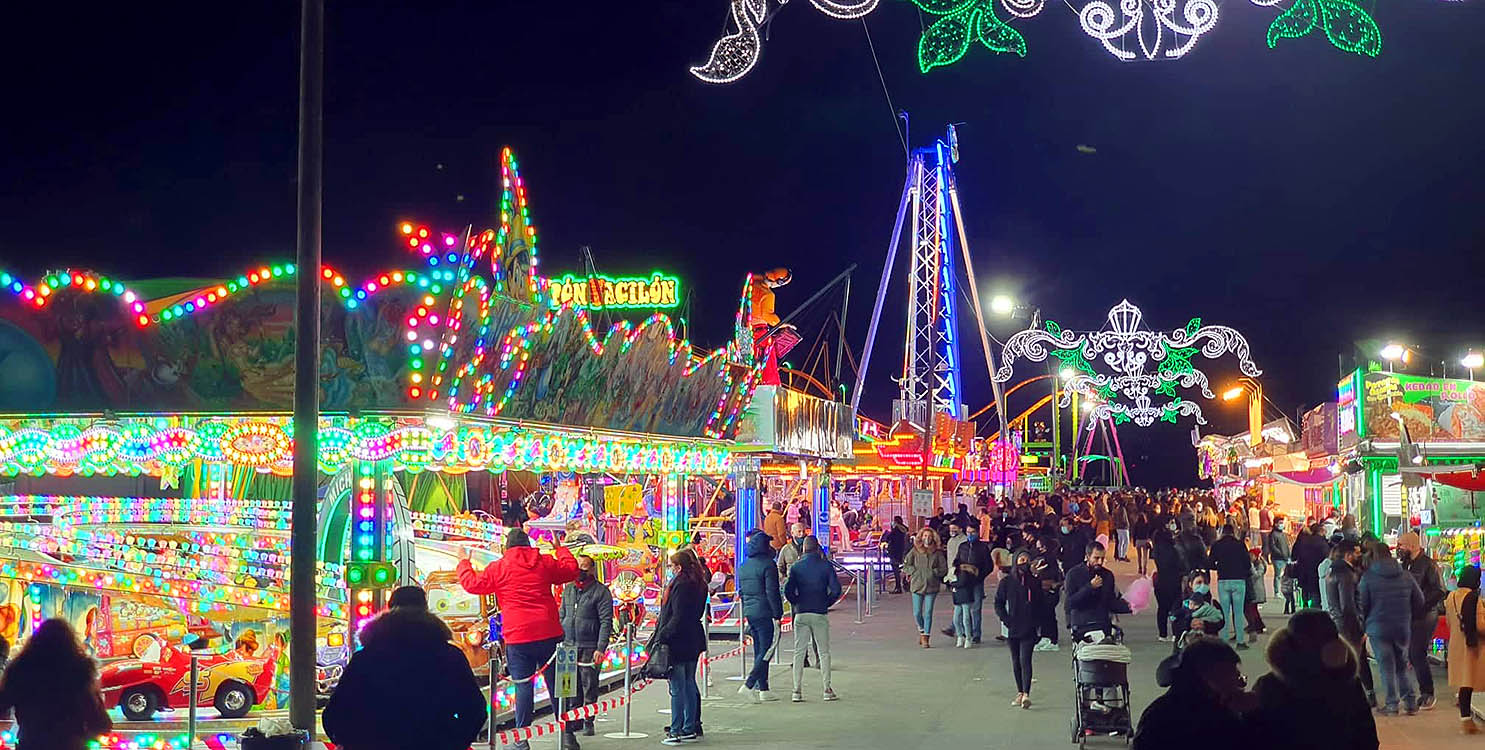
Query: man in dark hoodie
xmin=1132 ymin=638 xmax=1253 ymax=750
xmin=323 ymin=586 xmax=487 ymax=750
xmin=1360 ymin=541 xmax=1425 ymax=715
xmin=1325 ymin=539 xmax=1376 ymax=705
xmin=735 ymin=529 xmax=784 ymax=701
xmin=559 ymin=555 xmax=615 ymax=735
xmin=458 ymin=528 xmax=579 ymax=748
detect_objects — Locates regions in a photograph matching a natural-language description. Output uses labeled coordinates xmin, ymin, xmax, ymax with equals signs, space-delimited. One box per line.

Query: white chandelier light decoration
xmin=690 ymin=0 xmax=881 ymax=84
xmin=994 ymin=300 xmax=1262 ymax=429
xmin=1078 ymin=0 xmax=1220 ymax=60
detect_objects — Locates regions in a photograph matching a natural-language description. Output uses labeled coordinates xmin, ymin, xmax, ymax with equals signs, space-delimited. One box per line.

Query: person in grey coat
xmin=559 ymin=555 xmax=615 ymax=735
xmin=1360 ymin=542 xmax=1425 ymax=715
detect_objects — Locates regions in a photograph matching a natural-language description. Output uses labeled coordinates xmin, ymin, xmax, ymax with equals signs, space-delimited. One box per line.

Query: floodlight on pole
xmin=1462 ymin=351 xmax=1483 ymax=380
xmin=1221 ymin=386 xmax=1246 ymax=401
xmin=989 ymin=294 xmax=1014 ymax=317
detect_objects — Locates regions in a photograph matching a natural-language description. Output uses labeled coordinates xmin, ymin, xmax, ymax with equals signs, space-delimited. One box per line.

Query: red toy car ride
xmin=100 ymin=637 xmax=278 ymax=721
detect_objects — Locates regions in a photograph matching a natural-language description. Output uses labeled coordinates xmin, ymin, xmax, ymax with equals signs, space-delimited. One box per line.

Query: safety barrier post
xmin=865 ymin=549 xmax=875 ymax=616
xmin=727 ymin=591 xmax=746 ymax=682
xmin=187 ymin=654 xmax=199 ymax=749
xmin=855 ymin=567 xmax=864 ymax=624
xmin=488 ymin=648 xmax=499 ymax=750
xmin=602 ymin=626 xmax=648 ymax=739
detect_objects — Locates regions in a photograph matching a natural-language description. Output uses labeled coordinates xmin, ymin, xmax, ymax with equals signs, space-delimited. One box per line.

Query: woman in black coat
xmin=653 ymin=549 xmax=709 ymax=742
xmin=995 ymin=548 xmax=1048 ymax=709
xmin=1150 ymin=528 xmax=1185 ymax=641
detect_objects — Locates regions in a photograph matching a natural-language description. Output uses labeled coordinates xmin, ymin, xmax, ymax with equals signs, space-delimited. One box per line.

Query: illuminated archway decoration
xmin=691 ymin=0 xmax=1386 ymax=80
xmin=994 ymin=299 xmax=1261 ymax=429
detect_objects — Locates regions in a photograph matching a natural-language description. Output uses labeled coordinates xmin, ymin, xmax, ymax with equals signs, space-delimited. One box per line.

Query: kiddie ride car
xmin=100 ymin=636 xmax=278 ymax=721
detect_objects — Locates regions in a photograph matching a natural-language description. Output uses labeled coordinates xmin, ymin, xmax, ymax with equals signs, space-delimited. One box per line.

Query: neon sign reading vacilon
xmin=547 ymin=272 xmax=681 ymax=310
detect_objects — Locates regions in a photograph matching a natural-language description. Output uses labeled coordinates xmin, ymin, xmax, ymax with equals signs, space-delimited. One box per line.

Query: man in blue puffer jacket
xmin=735 ymin=530 xmax=784 ymax=701
xmin=1360 ymin=541 xmax=1424 ymax=715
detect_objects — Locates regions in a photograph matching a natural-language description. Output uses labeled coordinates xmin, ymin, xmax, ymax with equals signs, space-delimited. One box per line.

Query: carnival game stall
xmin=0 ymin=147 xmax=762 ymax=742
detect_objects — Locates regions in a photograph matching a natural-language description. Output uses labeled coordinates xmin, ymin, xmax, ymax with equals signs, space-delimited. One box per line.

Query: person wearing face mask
xmin=1133 ymin=638 xmax=1255 ymax=750
xmin=1151 ymin=528 xmax=1185 ymax=642
xmin=1264 ymin=516 xmax=1291 ymax=599
xmin=735 ymin=529 xmax=784 ymax=702
xmin=558 ymin=555 xmax=615 ymax=735
xmin=954 ymin=523 xmax=993 ymax=644
xmin=940 ymin=521 xmax=970 ymax=641
xmin=996 ymin=547 xmax=1048 ymax=708
xmin=1170 ymin=573 xmax=1224 ymax=641
xmin=1057 ymin=517 xmax=1091 ymax=580
xmin=1397 ymin=531 xmax=1445 ymax=710
xmin=1031 ymin=536 xmax=1064 ymax=651
xmin=1359 ymin=541 xmax=1425 ymax=715
xmin=777 ymin=523 xmax=808 ymax=590
xmin=1325 ymin=539 xmax=1376 ymax=706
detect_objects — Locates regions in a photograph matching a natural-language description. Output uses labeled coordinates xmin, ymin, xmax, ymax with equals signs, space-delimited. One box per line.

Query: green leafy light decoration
xmin=913 ymin=0 xmax=1026 ymax=73
xmin=1266 ymin=0 xmax=1381 ymax=57
xmin=1155 ymin=343 xmax=1200 ymax=398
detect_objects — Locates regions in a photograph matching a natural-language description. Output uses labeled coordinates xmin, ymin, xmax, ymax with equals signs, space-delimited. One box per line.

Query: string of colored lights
xmin=0 ymin=416 xmax=733 ymax=477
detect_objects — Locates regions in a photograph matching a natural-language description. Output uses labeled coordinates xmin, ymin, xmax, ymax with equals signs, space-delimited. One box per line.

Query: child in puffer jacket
xmin=950 ymin=563 xmax=981 ymax=649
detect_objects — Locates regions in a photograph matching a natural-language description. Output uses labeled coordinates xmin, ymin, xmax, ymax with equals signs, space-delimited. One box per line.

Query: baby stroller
xmin=1070 ymin=626 xmax=1133 ymax=746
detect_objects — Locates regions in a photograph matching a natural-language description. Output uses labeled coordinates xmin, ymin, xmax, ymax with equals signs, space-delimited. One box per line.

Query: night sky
xmin=3 ymin=1 xmax=1483 ymax=485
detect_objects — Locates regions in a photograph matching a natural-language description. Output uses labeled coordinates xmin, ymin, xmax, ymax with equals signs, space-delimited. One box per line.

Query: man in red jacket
xmin=458 ymin=527 xmax=579 ymax=749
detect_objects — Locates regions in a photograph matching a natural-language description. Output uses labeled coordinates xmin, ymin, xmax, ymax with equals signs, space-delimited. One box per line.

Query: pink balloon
xmin=1096 ymin=533 xmax=1110 ymax=550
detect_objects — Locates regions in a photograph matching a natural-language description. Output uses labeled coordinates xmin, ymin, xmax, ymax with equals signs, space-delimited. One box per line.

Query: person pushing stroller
xmin=1064 ymin=541 xmax=1132 ymax=640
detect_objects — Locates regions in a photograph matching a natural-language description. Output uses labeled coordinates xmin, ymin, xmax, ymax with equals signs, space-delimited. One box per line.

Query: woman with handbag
xmin=653 ymin=548 xmax=709 ymax=745
xmin=1444 ymin=565 xmax=1485 ymax=734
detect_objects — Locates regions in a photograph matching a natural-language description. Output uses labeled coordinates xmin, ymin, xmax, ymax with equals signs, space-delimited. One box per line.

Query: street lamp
xmin=1380 ymin=342 xmax=1409 ymax=372
xmin=1222 ymin=376 xmax=1265 ymax=448
xmin=989 ymin=294 xmax=1015 ymax=317
xmin=1462 ymin=351 xmax=1483 ymax=380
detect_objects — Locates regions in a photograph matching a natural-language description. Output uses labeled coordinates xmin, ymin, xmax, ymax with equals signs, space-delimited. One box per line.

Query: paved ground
xmin=589 ymin=558 xmax=1474 ymax=750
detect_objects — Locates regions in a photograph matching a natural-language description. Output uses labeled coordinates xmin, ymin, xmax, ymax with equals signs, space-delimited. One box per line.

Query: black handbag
xmin=641 ymin=641 xmax=672 ymax=679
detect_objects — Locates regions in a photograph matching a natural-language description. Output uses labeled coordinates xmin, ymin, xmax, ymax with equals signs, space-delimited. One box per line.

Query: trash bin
xmin=239 ymin=728 xmax=310 ymax=750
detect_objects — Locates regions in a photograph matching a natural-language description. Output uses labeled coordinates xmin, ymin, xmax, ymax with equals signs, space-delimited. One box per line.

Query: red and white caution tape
xmin=493 ymin=678 xmax=657 ymax=745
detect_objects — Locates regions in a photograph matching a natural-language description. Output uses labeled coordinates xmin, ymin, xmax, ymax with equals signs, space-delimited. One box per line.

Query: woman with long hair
xmin=901 ymin=528 xmax=948 ymax=647
xmin=654 ymin=548 xmax=709 ymax=744
xmin=1444 ymin=565 xmax=1485 ymax=734
xmin=0 ymin=618 xmax=112 ymax=750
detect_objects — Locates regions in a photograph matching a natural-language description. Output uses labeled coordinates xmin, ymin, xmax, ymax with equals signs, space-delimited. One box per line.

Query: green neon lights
xmin=547 ymin=272 xmax=682 ymax=310
xmin=1266 ymin=0 xmax=1380 ymax=57
xmin=914 ymin=0 xmax=1026 ymax=73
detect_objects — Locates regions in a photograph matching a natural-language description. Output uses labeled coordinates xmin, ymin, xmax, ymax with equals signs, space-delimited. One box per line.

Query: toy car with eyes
xmin=100 ymin=634 xmax=278 ymax=721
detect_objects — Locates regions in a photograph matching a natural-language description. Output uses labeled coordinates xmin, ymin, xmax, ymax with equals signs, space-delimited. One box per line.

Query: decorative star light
xmin=993 ymin=300 xmax=1262 ymax=429
xmin=690 ymin=0 xmax=881 ymax=84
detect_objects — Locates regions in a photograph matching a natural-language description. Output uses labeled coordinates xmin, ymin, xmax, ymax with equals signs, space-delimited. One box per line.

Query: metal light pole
xmin=289 ymin=0 xmax=324 ymax=735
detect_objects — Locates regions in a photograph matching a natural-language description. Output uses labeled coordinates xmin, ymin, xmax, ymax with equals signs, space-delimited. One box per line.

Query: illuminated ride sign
xmin=547 ymin=272 xmax=681 ymax=310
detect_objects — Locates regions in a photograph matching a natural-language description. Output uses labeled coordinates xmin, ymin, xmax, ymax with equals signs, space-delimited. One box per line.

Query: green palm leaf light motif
xmin=1263 ymin=0 xmax=1381 ymax=57
xmin=914 ymin=0 xmax=1027 ymax=72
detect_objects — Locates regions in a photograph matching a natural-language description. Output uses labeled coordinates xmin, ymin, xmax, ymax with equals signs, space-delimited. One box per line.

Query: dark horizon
xmin=2 ymin=2 xmax=1482 ymax=485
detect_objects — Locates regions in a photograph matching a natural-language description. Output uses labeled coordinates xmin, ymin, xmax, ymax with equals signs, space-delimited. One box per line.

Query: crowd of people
xmin=5 ymin=483 xmax=1484 ymax=748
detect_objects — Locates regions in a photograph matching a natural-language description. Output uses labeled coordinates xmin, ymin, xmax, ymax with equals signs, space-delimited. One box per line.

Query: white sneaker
xmin=756 ymin=690 xmax=779 ymax=702
xmin=1034 ymin=637 xmax=1051 ymax=651
xmin=962 ymin=639 xmax=972 ymax=649
xmin=1047 ymin=642 xmax=1060 ymax=651
xmin=956 ymin=636 xmax=965 ymax=648
xmin=739 ymin=685 xmax=753 ymax=698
